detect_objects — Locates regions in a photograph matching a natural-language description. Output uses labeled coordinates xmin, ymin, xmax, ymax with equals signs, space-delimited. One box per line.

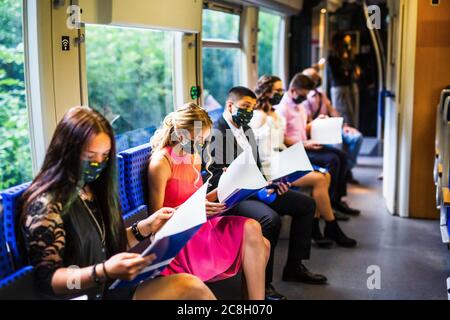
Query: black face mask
xmin=292 ymin=94 xmax=307 ymax=105
xmin=316 ymin=77 xmax=322 ymax=88
xmin=232 ymin=107 xmax=253 ymax=127
xmin=269 ymin=93 xmax=283 ymax=106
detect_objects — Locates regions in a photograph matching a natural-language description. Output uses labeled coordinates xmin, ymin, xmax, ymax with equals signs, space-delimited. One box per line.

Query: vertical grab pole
xmin=362 ymin=0 xmax=387 ymax=145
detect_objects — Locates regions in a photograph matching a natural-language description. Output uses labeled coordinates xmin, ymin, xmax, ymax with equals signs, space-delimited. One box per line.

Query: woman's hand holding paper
xmin=142 ymin=207 xmax=175 ymax=235
xmin=205 ymin=201 xmax=227 ymax=216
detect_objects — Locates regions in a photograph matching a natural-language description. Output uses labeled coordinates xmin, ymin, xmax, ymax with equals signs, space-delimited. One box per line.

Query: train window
xmin=258 ymin=10 xmax=282 ymax=78
xmin=202 ymin=8 xmax=240 ymax=42
xmin=202 ymin=47 xmax=241 ymax=108
xmin=85 ymin=25 xmax=175 ymax=151
xmin=202 ymin=8 xmax=242 ymax=109
xmin=0 ymin=0 xmax=33 ymax=189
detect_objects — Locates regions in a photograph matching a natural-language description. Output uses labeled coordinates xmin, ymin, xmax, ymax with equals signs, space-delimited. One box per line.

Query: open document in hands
xmin=266 ymin=142 xmax=313 ymax=183
xmin=217 ymin=147 xmax=268 ymax=209
xmin=310 ymin=117 xmax=344 ymax=145
xmin=109 ymin=182 xmax=208 ymax=289
xmin=217 ymin=143 xmax=313 ymax=209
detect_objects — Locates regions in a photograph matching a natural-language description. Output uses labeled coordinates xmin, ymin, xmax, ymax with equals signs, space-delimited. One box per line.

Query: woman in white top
xmin=251 ymin=75 xmax=357 ymax=248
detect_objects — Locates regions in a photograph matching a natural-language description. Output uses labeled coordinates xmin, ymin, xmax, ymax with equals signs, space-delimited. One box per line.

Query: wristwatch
xmin=131 ymin=221 xmax=149 ymax=242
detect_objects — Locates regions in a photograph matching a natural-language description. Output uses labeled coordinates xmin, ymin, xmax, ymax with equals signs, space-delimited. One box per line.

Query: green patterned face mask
xmin=80 ymin=159 xmax=108 ymax=184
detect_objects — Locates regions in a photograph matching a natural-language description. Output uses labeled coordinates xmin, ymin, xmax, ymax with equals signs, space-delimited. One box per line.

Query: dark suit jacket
xmin=204 ymin=115 xmax=262 ymax=191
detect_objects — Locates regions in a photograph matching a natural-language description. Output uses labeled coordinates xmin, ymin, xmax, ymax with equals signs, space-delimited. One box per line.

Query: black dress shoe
xmin=282 ymin=263 xmax=328 ymax=284
xmin=332 ymin=201 xmax=360 ymax=216
xmin=333 ymin=209 xmax=350 ymax=221
xmin=312 ymin=218 xmax=334 ymax=248
xmin=265 ymin=284 xmax=287 ymax=300
xmin=324 ymin=220 xmax=357 ymax=248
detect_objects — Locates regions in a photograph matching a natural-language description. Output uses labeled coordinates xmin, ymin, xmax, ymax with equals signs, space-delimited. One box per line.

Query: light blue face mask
xmin=180 ymin=139 xmax=207 ymax=155
xmin=80 ymin=159 xmax=108 ymax=185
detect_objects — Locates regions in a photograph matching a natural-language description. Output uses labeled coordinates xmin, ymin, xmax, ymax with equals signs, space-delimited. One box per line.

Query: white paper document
xmin=151 ymin=182 xmax=208 ymax=242
xmin=266 ymin=142 xmax=313 ymax=181
xmin=217 ymin=147 xmax=268 ymax=204
xmin=310 ymin=117 xmax=343 ymax=145
xmin=109 ymin=182 xmax=208 ymax=289
xmin=217 ymin=143 xmax=313 ymax=208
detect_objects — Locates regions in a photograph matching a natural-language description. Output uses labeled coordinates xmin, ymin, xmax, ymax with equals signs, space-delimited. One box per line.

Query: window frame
xmin=257 ymin=9 xmax=284 ymax=78
xmin=83 ymin=23 xmax=177 ymax=149
xmin=201 ymin=2 xmax=246 ymax=106
xmin=202 ymin=2 xmax=243 ymax=49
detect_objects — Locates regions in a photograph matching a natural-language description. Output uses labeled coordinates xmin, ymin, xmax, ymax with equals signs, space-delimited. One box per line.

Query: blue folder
xmin=271 ymin=170 xmax=310 ymax=185
xmin=221 ymin=188 xmax=261 ymax=210
xmin=109 ymin=224 xmax=203 ymax=289
xmin=220 ymin=170 xmax=312 ymax=211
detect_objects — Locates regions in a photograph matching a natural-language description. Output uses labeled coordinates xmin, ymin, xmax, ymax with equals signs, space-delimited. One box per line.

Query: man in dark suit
xmin=205 ymin=87 xmax=327 ymax=301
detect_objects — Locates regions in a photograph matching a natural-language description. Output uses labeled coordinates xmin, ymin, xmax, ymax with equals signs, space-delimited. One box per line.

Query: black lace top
xmin=22 ymin=193 xmax=108 ymax=299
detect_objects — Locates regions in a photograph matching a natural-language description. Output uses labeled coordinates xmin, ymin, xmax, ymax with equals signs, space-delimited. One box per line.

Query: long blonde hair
xmin=150 ymin=102 xmax=213 ymax=183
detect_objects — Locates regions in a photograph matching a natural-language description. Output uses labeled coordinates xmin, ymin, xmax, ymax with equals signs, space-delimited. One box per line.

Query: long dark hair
xmin=21 ymin=106 xmax=127 ymax=254
xmin=255 ymin=75 xmax=281 ymax=112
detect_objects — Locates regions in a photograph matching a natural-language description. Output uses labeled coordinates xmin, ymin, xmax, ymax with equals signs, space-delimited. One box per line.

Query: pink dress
xmin=159 ymin=146 xmax=249 ymax=282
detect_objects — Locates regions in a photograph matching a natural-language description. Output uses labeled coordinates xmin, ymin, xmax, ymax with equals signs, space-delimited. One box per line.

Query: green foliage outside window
xmin=0 ymin=0 xmax=33 ymax=190
xmin=202 ymin=9 xmax=241 ymax=107
xmin=258 ymin=11 xmax=282 ymax=78
xmin=85 ymin=25 xmax=174 ymax=137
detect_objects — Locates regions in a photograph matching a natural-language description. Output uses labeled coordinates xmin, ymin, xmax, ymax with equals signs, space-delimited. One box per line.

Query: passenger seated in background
xmin=302 ymin=67 xmax=363 ymax=184
xmin=20 ymin=106 xmax=215 ymax=300
xmin=208 ymin=86 xmax=328 ymax=301
xmin=274 ymin=73 xmax=360 ymax=216
xmin=147 ymin=103 xmax=269 ymax=300
xmin=252 ymin=75 xmax=357 ymax=248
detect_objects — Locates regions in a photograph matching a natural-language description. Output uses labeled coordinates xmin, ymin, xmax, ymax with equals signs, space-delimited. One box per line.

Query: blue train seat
xmin=1 ymin=182 xmax=31 ymax=270
xmin=208 ymin=108 xmax=224 ymax=123
xmin=123 ymin=205 xmax=148 ymax=227
xmin=117 ymin=155 xmax=131 ymax=213
xmin=0 ymin=265 xmax=37 ymax=299
xmin=119 ymin=143 xmax=152 ymax=209
xmin=0 ymin=182 xmax=39 ymax=299
xmin=0 ymin=211 xmax=14 ymax=280
xmin=115 ymin=126 xmax=157 ymax=153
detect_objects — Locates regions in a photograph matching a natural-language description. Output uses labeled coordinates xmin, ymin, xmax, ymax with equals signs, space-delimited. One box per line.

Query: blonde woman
xmin=147 ymin=103 xmax=270 ymax=300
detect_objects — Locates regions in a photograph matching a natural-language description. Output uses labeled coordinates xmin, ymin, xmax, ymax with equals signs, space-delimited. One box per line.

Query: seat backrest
xmin=0 ymin=215 xmax=13 ymax=280
xmin=437 ymin=90 xmax=450 ymax=154
xmin=123 ymin=205 xmax=148 ymax=228
xmin=115 ymin=134 xmax=130 ymax=153
xmin=443 ymin=97 xmax=450 ymax=187
xmin=119 ymin=143 xmax=152 ymax=208
xmin=445 ymin=96 xmax=450 ymax=123
xmin=439 ymin=90 xmax=450 ymax=115
xmin=117 ymin=155 xmax=130 ymax=213
xmin=0 ymin=265 xmax=38 ymax=299
xmin=208 ymin=108 xmax=224 ymax=123
xmin=0 ymin=182 xmax=31 ymax=278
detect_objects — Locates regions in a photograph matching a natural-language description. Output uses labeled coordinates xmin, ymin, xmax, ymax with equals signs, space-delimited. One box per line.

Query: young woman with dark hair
xmin=21 ymin=106 xmax=215 ymax=300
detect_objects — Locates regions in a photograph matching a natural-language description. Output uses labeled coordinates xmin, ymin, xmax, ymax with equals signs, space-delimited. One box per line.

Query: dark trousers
xmin=229 ymin=190 xmax=316 ymax=286
xmin=307 ymin=145 xmax=349 ymax=203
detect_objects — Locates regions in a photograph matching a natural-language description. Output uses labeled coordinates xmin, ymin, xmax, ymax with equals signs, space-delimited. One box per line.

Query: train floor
xmin=209 ymin=156 xmax=450 ymax=300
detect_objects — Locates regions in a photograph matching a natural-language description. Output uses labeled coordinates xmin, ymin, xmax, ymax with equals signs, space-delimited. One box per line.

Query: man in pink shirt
xmin=275 ymin=85 xmax=309 ymax=143
xmin=302 ymin=68 xmax=363 ymax=183
xmin=274 ymin=73 xmax=360 ymax=216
